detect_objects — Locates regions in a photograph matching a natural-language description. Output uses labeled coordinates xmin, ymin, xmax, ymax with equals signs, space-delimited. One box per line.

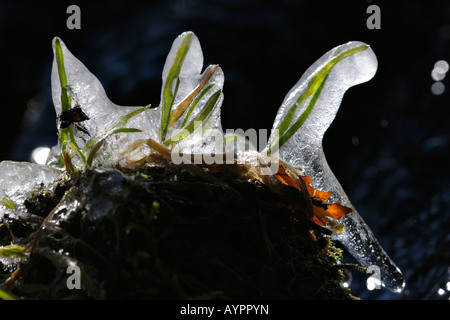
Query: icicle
xmin=265 ymin=41 xmax=405 ymax=292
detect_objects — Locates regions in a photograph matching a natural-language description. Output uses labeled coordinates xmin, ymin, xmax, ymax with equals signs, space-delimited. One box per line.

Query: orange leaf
xmin=273 ymin=164 xmax=353 ymax=233
xmin=274 ymin=164 xmax=302 ymax=191
xmin=300 ymin=176 xmax=332 ymax=202
xmin=311 ymin=201 xmax=353 ymax=233
xmin=327 ymin=202 xmax=353 ymax=220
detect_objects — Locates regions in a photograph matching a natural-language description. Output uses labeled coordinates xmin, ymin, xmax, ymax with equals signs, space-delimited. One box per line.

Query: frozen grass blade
xmin=1 ymin=197 xmax=16 ymax=210
xmin=69 ymin=129 xmax=86 ymax=163
xmin=54 ymin=38 xmax=71 ymax=155
xmin=54 ymin=38 xmax=71 ymax=114
xmin=83 ymin=103 xmax=150 ymax=169
xmin=110 ymin=128 xmax=143 ymax=135
xmin=267 ymin=44 xmax=369 ymax=155
xmin=0 ymin=244 xmax=27 ymax=259
xmin=180 ymin=83 xmax=216 ymax=128
xmin=118 ymin=104 xmax=151 ymax=127
xmin=170 ymin=64 xmax=219 ymax=130
xmin=85 ymin=128 xmax=142 ymax=169
xmin=268 ymin=74 xmax=328 ymax=154
xmin=84 ymin=104 xmax=150 ymax=151
xmin=85 ymin=139 xmax=105 ymax=169
xmin=54 ymin=37 xmax=86 ymax=171
xmin=160 ymin=33 xmax=193 ymax=142
xmin=164 ymin=90 xmax=222 ymax=146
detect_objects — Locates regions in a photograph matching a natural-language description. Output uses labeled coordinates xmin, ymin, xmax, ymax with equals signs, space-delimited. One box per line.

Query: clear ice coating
xmin=48 ymin=37 xmax=161 ymax=169
xmin=0 ymin=31 xmax=404 ymax=293
xmin=48 ymin=32 xmax=224 ymax=169
xmin=158 ymin=32 xmax=224 ymax=154
xmin=0 ymin=161 xmax=62 ymax=221
xmin=265 ymin=41 xmax=405 ymax=292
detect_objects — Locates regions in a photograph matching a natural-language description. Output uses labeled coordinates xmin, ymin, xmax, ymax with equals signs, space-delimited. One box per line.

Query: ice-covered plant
xmin=0 ymin=31 xmax=404 ymax=293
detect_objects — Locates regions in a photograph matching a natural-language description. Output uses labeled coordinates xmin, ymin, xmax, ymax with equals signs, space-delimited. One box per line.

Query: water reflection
xmin=431 ymin=60 xmax=448 ymax=81
xmin=436 ymin=269 xmax=450 ymax=300
xmin=431 ymin=82 xmax=446 ymax=95
xmin=431 ymin=60 xmax=448 ymax=95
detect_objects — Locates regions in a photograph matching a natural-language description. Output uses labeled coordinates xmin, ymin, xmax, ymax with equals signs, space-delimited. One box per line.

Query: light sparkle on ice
xmin=0 ymin=32 xmax=404 ymax=293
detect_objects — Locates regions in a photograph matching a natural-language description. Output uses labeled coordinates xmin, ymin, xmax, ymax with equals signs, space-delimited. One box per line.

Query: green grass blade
xmin=169 ymin=65 xmax=219 ymax=130
xmin=277 ymin=102 xmax=298 ymax=138
xmin=160 ymin=33 xmax=193 ymax=142
xmin=85 ymin=139 xmax=104 ymax=169
xmin=83 ymin=104 xmax=150 ymax=158
xmin=161 ymin=75 xmax=181 ymax=141
xmin=85 ymin=128 xmax=143 ymax=169
xmin=55 ymin=38 xmax=72 ymax=155
xmin=59 ymin=127 xmax=69 ymax=151
xmin=164 ymin=90 xmax=221 ymax=145
xmin=69 ymin=128 xmax=86 ymax=163
xmin=268 ymin=44 xmax=369 ymax=154
xmin=119 ymin=104 xmax=151 ymax=127
xmin=0 ymin=245 xmax=27 ymax=259
xmin=110 ymin=128 xmax=143 ymax=135
xmin=279 ymin=75 xmax=328 ymax=148
xmin=0 ymin=287 xmax=19 ymax=300
xmin=54 ymin=38 xmax=71 ymax=114
xmin=268 ymin=75 xmax=328 ymax=154
xmin=1 ymin=197 xmax=16 ymax=210
xmin=180 ymin=83 xmax=216 ymax=128
xmin=183 ymin=90 xmax=221 ymax=132
xmin=303 ymin=44 xmax=368 ymax=98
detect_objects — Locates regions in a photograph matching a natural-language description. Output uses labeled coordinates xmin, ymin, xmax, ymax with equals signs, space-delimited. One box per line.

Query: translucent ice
xmin=49 ymin=33 xmax=224 ymax=169
xmin=25 ymin=33 xmax=405 ymax=291
xmin=158 ymin=31 xmax=225 ymax=155
xmin=0 ymin=161 xmax=62 ymax=221
xmin=265 ymin=42 xmax=405 ymax=292
xmin=49 ymin=37 xmax=160 ymax=169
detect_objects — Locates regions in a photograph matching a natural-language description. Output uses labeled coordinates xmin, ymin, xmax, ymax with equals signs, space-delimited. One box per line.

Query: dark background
xmin=0 ymin=0 xmax=449 ymax=300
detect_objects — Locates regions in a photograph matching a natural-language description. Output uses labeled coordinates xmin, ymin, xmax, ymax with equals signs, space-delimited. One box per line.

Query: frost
xmin=0 ymin=161 xmax=62 ymax=221
xmin=265 ymin=42 xmax=405 ymax=292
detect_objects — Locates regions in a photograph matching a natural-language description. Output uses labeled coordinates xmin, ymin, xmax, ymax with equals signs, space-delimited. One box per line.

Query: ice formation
xmin=0 ymin=31 xmax=404 ymax=293
xmin=265 ymin=42 xmax=405 ymax=292
xmin=48 ymin=37 xmax=160 ymax=169
xmin=47 ymin=32 xmax=224 ymax=170
xmin=157 ymin=32 xmax=224 ymax=154
xmin=0 ymin=161 xmax=62 ymax=221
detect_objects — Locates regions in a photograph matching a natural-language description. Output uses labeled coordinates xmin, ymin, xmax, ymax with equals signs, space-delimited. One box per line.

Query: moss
xmin=2 ymin=165 xmax=356 ymax=300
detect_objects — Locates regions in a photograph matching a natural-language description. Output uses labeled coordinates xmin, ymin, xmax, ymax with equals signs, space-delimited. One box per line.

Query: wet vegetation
xmin=1 ymin=163 xmax=356 ymax=299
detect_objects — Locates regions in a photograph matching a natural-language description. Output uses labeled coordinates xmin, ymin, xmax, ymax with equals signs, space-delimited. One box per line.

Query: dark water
xmin=0 ymin=0 xmax=449 ymax=300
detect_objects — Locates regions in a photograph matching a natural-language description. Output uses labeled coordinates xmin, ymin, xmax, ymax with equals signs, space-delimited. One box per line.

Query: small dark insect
xmin=59 ymin=104 xmax=89 ymax=128
xmin=58 ymin=104 xmax=90 ymax=135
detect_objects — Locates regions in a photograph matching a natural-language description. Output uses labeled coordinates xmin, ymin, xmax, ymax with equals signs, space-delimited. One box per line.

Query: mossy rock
xmin=1 ymin=165 xmax=354 ymax=299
